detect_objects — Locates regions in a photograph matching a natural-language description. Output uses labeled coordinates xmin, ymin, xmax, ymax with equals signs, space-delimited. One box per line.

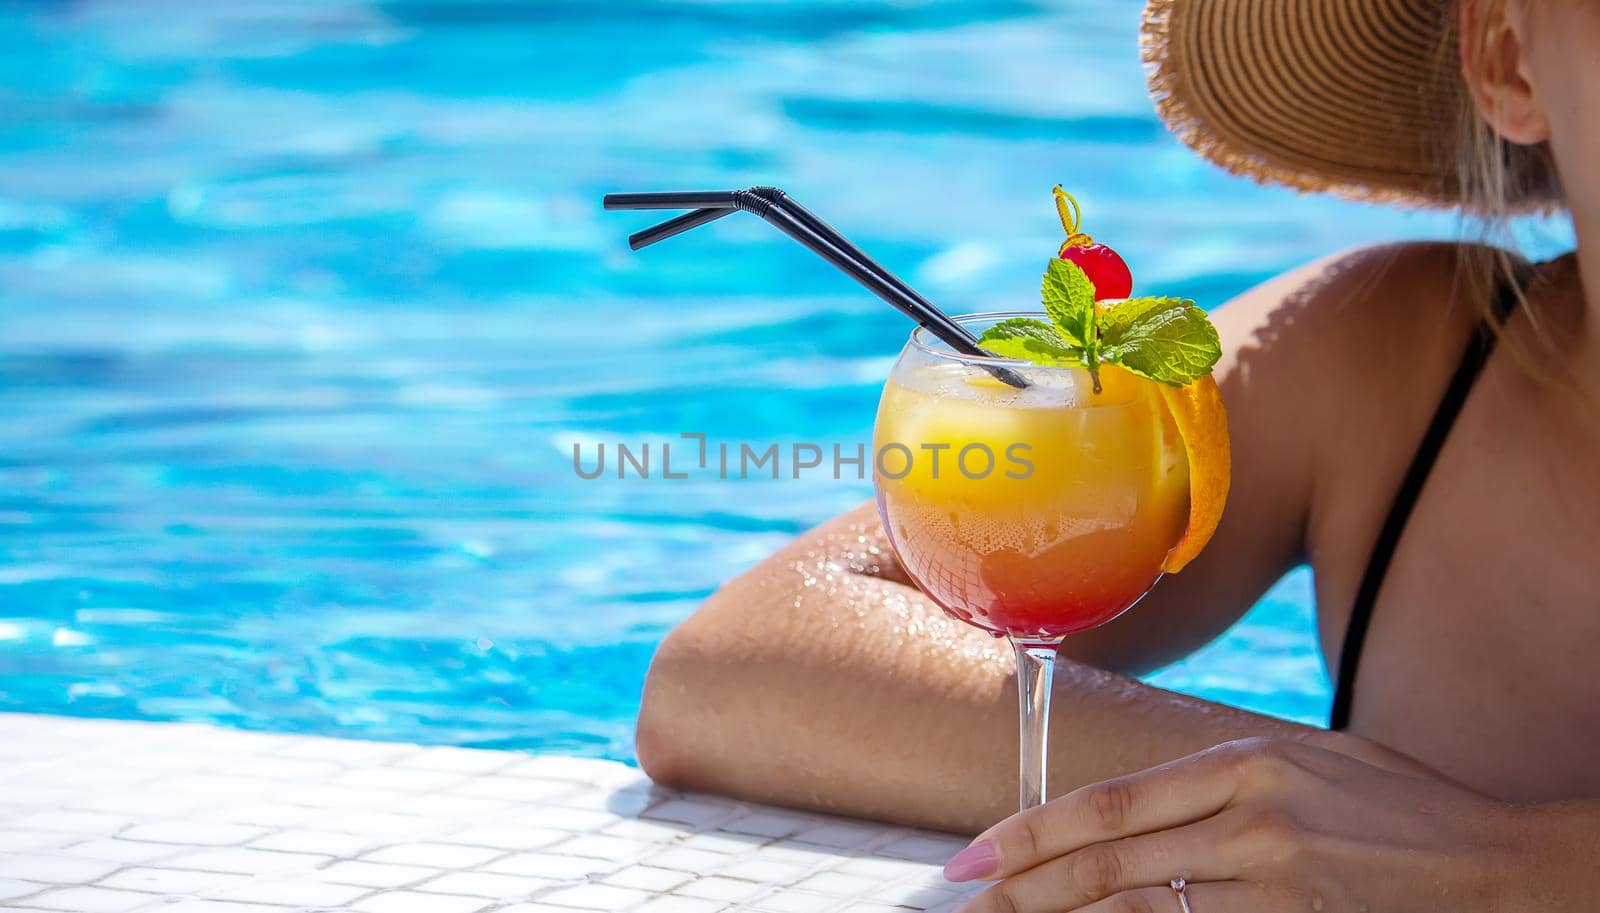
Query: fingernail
xmin=943 ymin=840 xmax=998 ymax=882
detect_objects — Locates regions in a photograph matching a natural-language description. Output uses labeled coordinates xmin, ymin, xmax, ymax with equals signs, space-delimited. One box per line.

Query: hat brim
xmin=1142 ymin=0 xmax=1467 ymax=209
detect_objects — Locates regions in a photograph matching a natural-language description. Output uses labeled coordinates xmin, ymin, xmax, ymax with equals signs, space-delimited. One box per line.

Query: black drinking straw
xmin=602 ymin=187 xmax=1027 ymax=388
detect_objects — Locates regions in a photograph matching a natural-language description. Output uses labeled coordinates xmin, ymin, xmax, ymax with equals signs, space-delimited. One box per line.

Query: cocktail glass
xmin=873 ymin=312 xmax=1189 ymax=811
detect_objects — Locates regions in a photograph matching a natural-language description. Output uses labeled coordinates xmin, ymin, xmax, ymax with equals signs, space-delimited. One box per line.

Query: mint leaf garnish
xmin=976 ymin=317 xmax=1082 ymax=364
xmin=1042 ymin=258 xmax=1097 ymax=351
xmin=974 ymin=259 xmax=1220 ymax=394
xmin=1098 ymin=296 xmax=1221 ymax=386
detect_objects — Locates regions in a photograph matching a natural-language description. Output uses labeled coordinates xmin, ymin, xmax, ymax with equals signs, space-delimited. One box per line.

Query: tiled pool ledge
xmin=0 ymin=714 xmax=982 ymax=913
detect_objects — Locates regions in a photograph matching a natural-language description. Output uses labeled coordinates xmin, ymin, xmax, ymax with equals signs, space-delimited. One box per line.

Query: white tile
xmin=793 ymin=823 xmax=882 ymax=850
xmin=451 ymin=776 xmax=576 ymax=803
xmin=395 ymin=746 xmax=513 ymax=775
xmin=747 ymin=890 xmax=845 ymax=913
xmin=502 ymin=756 xmax=628 ymax=784
xmin=164 ymin=901 xmax=300 ymax=913
xmin=148 ymin=780 xmax=276 ymax=799
xmin=837 ymin=904 xmax=915 ymax=913
xmin=162 ymin=847 xmax=329 ymax=876
xmin=209 ymin=803 xmax=321 ymax=828
xmin=98 ymin=867 xmax=248 ymax=894
xmin=268 ymin=785 xmax=410 ymax=811
xmin=119 ymin=822 xmax=263 ymax=846
xmin=485 ymin=852 xmax=612 ymax=880
xmin=58 ymin=838 xmax=178 ymax=864
xmin=279 ymin=738 xmax=410 ymax=764
xmin=602 ymin=865 xmax=692 ymax=893
xmin=0 ymin=879 xmax=44 ymax=901
xmin=351 ymin=890 xmax=490 ymax=913
xmin=498 ymin=905 xmax=590 ymax=913
xmin=677 ymin=831 xmax=767 ymax=855
xmin=5 ymin=811 xmax=133 ymax=835
xmin=674 ymin=875 xmax=766 ymax=902
xmin=600 ymin=818 xmax=688 ymax=844
xmin=716 ymin=858 xmax=810 ymax=885
xmin=310 ymin=811 xmax=449 ymax=838
xmin=223 ymin=757 xmax=343 ymax=781
xmin=398 ymin=794 xmax=514 ymax=820
xmin=417 ymin=871 xmax=555 ymax=899
xmin=331 ymin=767 xmax=466 ymax=793
xmin=439 ymin=825 xmax=566 ymax=851
xmin=540 ymin=882 xmax=655 ymax=911
xmin=250 ymin=828 xmax=381 ymax=856
xmin=111 ymin=751 xmax=211 ymax=773
xmin=529 ymin=806 xmax=619 ymax=832
xmin=362 ymin=842 xmax=502 ymax=868
xmin=795 ymin=872 xmax=881 ymax=898
xmin=71 ymin=790 xmax=211 ymax=817
xmin=637 ymin=897 xmax=727 ymax=913
xmin=758 ymin=842 xmax=839 ymax=864
xmin=545 ymin=833 xmax=649 ymax=861
xmin=642 ymin=799 xmax=739 ymax=829
xmin=869 ymin=880 xmax=965 ymax=908
xmin=835 ymin=858 xmax=931 ymax=880
xmin=3 ymin=787 xmax=77 ymax=809
xmin=21 ymin=887 xmax=154 ymax=912
xmin=219 ymin=878 xmax=370 ymax=906
xmin=719 ymin=812 xmax=808 ymax=839
xmin=318 ymin=860 xmax=437 ymax=888
xmin=0 ymin=855 xmax=120 ymax=883
xmin=0 ymin=830 xmax=75 ymax=853
xmin=647 ymin=847 xmax=736 ymax=876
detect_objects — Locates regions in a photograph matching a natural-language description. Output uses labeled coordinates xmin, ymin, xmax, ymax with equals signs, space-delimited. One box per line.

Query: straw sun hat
xmin=1140 ymin=0 xmax=1559 ymax=211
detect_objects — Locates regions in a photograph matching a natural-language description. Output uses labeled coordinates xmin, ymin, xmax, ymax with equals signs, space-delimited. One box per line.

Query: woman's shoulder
xmin=1209 ymin=240 xmax=1507 ymax=582
xmin=1212 ymin=240 xmax=1497 ymax=415
xmin=1217 ymin=240 xmax=1494 ymax=349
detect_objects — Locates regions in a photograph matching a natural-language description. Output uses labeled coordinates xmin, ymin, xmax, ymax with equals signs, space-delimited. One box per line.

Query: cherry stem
xmin=1053 ymin=187 xmax=1094 ymax=249
xmin=1052 ymin=185 xmax=1080 ymax=235
xmin=1053 ymin=186 xmax=1096 ymax=250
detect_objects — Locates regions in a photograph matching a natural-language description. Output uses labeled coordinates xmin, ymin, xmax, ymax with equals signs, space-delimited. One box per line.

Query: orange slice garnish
xmin=1157 ymin=375 xmax=1231 ymax=573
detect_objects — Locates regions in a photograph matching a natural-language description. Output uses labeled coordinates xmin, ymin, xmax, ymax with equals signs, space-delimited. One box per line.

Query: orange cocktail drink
xmin=875 ymin=332 xmax=1190 ymax=643
xmin=874 ymin=188 xmax=1228 ymax=812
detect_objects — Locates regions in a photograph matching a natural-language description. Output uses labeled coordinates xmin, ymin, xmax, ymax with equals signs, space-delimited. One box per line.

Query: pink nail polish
xmin=943 ymin=841 xmax=998 ymax=882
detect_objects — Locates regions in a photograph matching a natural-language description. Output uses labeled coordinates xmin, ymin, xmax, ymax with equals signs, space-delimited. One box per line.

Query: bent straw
xmin=603 ymin=187 xmax=1027 ymax=388
xmin=627 ymin=207 xmax=735 ymax=249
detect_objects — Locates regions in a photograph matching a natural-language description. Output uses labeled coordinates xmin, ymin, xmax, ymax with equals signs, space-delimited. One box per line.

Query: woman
xmin=638 ymin=0 xmax=1600 ymax=908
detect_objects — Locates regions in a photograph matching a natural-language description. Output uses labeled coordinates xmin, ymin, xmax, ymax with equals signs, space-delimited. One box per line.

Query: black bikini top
xmin=1328 ymin=271 xmax=1525 ymax=731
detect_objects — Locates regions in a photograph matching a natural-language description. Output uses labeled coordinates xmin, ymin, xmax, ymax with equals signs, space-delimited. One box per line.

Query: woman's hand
xmin=944 ymin=737 xmax=1569 ymax=913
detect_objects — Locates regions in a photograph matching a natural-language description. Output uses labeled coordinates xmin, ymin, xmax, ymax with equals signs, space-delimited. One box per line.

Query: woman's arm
xmin=636 ymin=503 xmax=1415 ymax=834
xmin=637 ymin=246 xmax=1445 ymax=834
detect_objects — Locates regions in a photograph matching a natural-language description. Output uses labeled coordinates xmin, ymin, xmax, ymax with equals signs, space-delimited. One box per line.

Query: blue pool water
xmin=0 ymin=2 xmax=1569 ymax=760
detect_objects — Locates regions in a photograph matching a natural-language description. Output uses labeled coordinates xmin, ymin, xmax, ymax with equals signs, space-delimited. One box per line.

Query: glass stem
xmin=1011 ymin=638 xmax=1060 ymax=811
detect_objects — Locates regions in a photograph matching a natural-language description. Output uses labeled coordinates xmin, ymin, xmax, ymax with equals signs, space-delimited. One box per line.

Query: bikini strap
xmin=1328 ymin=268 xmax=1526 ymax=731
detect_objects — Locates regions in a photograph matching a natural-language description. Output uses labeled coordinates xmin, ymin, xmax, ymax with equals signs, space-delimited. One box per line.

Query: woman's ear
xmin=1459 ymin=0 xmax=1550 ymax=145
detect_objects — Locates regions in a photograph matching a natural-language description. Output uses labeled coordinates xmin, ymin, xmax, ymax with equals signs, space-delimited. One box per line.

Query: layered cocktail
xmin=872 ymin=189 xmax=1230 ymax=810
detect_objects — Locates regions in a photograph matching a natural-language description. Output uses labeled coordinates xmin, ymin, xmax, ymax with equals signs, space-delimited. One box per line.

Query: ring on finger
xmin=1170 ymin=877 xmax=1194 ymax=913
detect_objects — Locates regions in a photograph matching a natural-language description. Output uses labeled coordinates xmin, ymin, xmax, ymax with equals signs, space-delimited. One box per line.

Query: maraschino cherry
xmin=1053 ymin=186 xmax=1132 ymax=301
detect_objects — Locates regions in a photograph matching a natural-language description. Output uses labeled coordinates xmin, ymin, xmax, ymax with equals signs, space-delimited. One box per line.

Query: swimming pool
xmin=0 ymin=1 xmax=1559 ymax=762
